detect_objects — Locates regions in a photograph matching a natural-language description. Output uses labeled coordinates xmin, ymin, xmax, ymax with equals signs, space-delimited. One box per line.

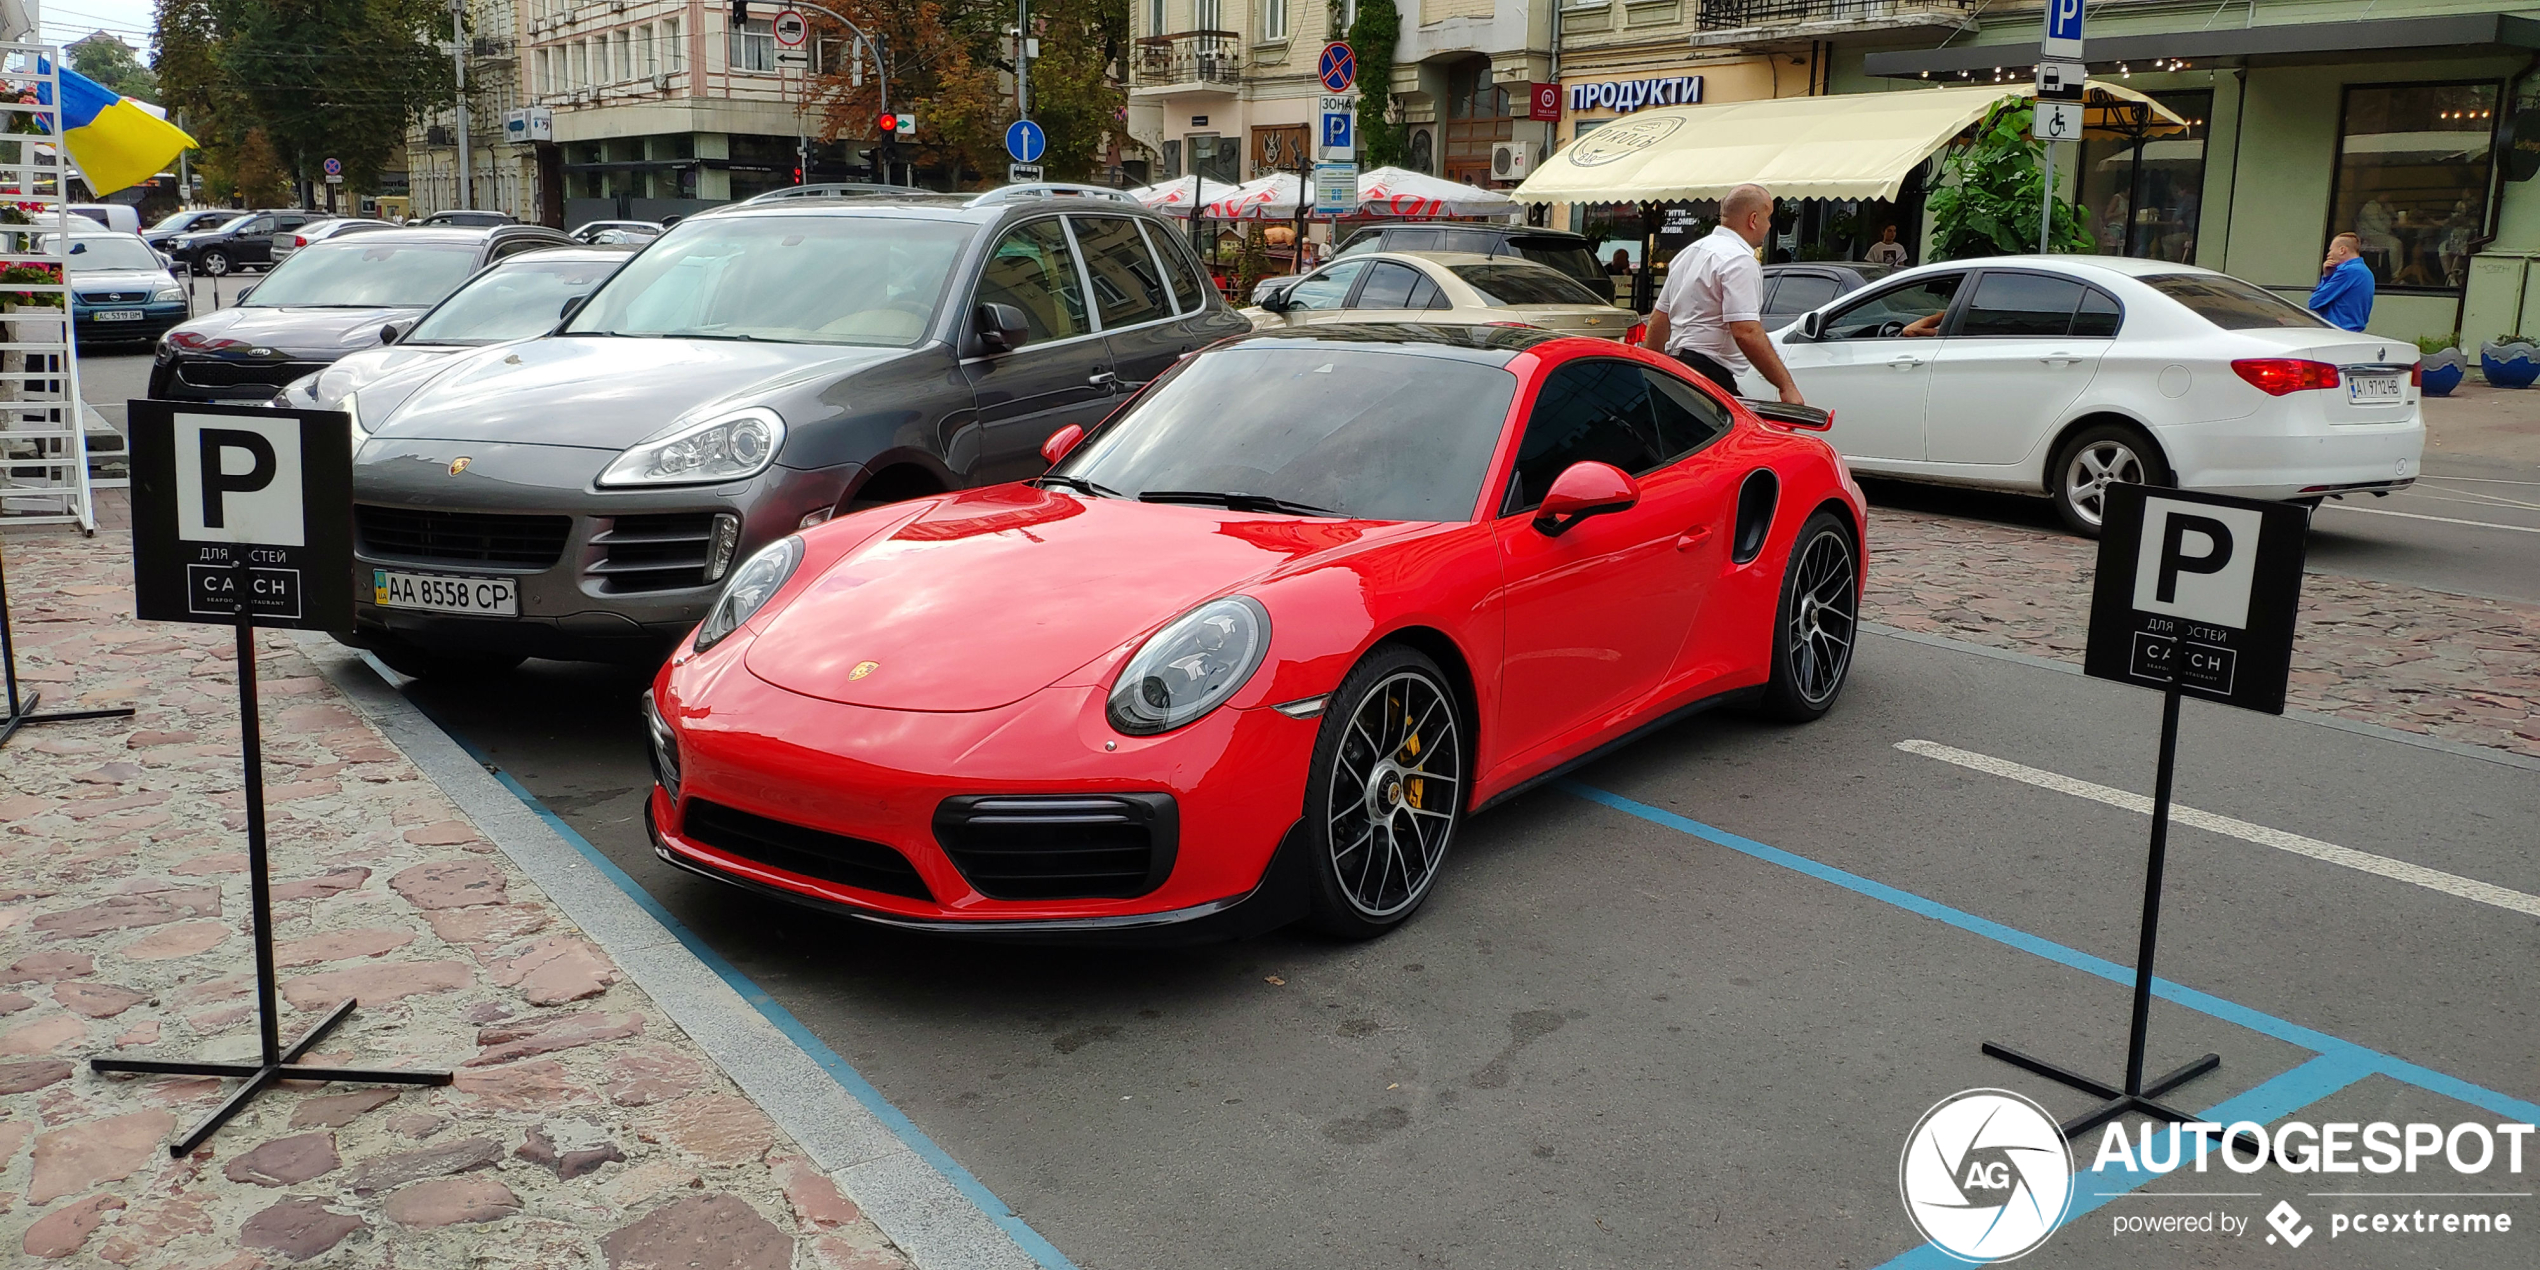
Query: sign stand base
xmin=1979 ymin=687 xmax=2248 ymax=1148
xmin=90 ymin=563 xmax=449 ymax=1155
xmin=0 ymin=552 xmax=137 ymax=749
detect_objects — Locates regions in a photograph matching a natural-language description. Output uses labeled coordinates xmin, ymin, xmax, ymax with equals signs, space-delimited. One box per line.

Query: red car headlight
xmin=1107 ymin=596 xmax=1271 ymax=736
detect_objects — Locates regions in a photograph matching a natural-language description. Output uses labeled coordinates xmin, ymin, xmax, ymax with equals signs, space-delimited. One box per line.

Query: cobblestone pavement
xmin=1 ymin=508 xmax=908 ymax=1267
xmin=1865 ymin=505 xmax=2540 ymax=759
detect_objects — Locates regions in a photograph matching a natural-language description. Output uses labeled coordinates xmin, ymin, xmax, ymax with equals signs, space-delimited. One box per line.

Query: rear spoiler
xmin=1742 ymin=399 xmax=1833 ymax=431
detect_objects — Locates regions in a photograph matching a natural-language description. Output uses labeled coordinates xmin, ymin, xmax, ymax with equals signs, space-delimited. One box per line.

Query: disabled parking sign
xmin=2083 ymin=484 xmax=2308 ymax=714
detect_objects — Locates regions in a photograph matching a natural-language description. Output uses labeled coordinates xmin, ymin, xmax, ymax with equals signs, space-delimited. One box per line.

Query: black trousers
xmin=1672 ymin=349 xmax=1741 ymax=398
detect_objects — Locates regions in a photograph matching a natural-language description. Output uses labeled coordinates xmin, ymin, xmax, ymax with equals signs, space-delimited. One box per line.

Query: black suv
xmin=1333 ymin=223 xmax=1615 ymax=301
xmin=337 ymin=186 xmax=1255 ymax=673
xmin=165 ymin=208 xmax=321 ymax=276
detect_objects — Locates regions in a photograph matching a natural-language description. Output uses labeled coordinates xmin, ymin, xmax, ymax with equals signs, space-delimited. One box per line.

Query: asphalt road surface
xmin=397 ymin=629 xmax=2540 ymax=1270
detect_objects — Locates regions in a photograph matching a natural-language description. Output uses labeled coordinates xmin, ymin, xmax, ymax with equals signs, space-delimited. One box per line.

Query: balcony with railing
xmin=1132 ymin=31 xmax=1243 ymax=94
xmin=1693 ymin=0 xmax=1976 ymax=40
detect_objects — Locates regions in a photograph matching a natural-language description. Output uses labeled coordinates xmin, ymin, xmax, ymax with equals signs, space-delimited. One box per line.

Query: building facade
xmin=405 ymin=0 xmax=541 ymax=221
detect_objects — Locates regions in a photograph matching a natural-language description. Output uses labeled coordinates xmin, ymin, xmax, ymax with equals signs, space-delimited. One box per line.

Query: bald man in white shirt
xmin=1641 ymin=183 xmax=1804 ymax=405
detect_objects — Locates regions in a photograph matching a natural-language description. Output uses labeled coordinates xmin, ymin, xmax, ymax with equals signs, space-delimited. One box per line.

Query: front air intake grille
xmin=356 ymin=505 xmax=573 ymax=569
xmin=932 ymin=794 xmax=1177 ymax=901
xmin=681 ymin=799 xmax=932 ymax=901
xmin=587 ymin=512 xmax=717 ymax=593
xmin=177 ymin=359 xmax=327 ymax=389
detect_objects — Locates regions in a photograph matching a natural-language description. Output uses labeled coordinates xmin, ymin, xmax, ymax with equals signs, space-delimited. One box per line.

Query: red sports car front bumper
xmin=645 ymin=656 xmax=1322 ymax=937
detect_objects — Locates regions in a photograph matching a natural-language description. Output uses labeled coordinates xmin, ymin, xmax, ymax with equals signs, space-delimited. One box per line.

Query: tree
xmin=1927 ymin=98 xmax=2095 ymax=260
xmin=809 ymin=0 xmax=1125 ymax=188
xmin=67 ymin=33 xmax=157 ymax=101
xmin=1344 ymin=0 xmax=1401 ymax=168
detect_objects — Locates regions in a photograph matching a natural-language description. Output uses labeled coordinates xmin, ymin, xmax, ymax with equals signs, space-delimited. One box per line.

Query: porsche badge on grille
xmin=449 ymin=457 xmax=471 ymax=475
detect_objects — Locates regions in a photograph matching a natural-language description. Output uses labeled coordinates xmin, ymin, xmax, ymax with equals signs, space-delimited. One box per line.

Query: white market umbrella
xmin=1202 ymin=172 xmax=1304 ymax=220
xmin=1127 ymin=174 xmax=1245 ymax=212
xmin=1357 ymin=166 xmax=1520 ymax=219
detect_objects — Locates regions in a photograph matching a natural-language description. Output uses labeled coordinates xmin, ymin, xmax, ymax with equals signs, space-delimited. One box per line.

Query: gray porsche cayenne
xmin=341 ymin=187 xmax=1250 ymax=674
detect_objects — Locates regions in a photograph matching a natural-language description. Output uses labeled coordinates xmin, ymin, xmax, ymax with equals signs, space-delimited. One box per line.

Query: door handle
xmin=1088 ymin=370 xmax=1118 ymax=389
xmin=1887 ymin=356 xmax=1923 ymax=369
xmin=1675 ymin=525 xmax=1713 ymax=552
xmin=2039 ymin=354 xmax=2083 ymax=366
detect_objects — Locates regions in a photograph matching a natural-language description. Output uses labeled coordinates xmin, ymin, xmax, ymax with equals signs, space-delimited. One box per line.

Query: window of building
xmin=531 ymin=48 xmax=547 ymax=95
xmin=1148 ymin=0 xmax=1165 ymax=34
xmin=2076 ymin=90 xmax=2210 ymax=264
xmin=1196 ymin=0 xmax=1220 ymax=30
xmin=641 ymin=25 xmax=657 ymax=79
xmin=571 ymin=41 xmax=588 ymax=90
xmin=665 ymin=17 xmax=685 ymax=72
xmin=617 ymin=30 xmax=634 ymax=80
xmin=2326 ymin=81 xmax=2499 ymax=293
xmin=731 ymin=16 xmax=776 ymax=72
xmin=1262 ymin=0 xmax=1286 ymax=40
xmin=1442 ymin=58 xmax=1513 ymax=186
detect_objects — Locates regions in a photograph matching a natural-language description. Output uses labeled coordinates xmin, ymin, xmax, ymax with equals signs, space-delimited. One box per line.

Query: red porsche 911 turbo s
xmin=642 ymin=323 xmax=1867 ymax=940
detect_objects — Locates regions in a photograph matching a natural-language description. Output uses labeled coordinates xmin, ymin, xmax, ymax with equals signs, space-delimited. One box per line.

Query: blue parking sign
xmin=2042 ymin=0 xmax=2082 ymax=55
xmin=1321 ymin=111 xmax=1352 ymax=153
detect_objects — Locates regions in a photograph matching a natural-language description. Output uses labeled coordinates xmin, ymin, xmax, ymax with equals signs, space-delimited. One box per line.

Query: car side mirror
xmin=380 ymin=321 xmax=410 ymax=345
xmin=976 ymin=302 xmax=1031 ymax=353
xmin=1040 ymin=423 xmax=1084 ymax=468
xmin=1533 ymin=461 xmax=1638 ymax=536
xmin=1797 ymin=310 xmax=1826 ymax=341
xmin=558 ymin=294 xmax=587 ymax=322
xmin=1259 ymin=289 xmax=1294 ymax=315
xmin=235 ymin=285 xmax=255 ymax=303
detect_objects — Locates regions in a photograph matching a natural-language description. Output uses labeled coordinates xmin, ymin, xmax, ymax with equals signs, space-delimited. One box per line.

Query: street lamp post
xmin=774 ymin=1 xmax=892 ymax=182
xmin=449 ymin=0 xmax=473 ymax=208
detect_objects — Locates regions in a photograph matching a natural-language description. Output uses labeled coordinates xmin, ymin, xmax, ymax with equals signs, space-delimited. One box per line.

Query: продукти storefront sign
xmin=1568 ymin=75 xmax=1702 ymax=115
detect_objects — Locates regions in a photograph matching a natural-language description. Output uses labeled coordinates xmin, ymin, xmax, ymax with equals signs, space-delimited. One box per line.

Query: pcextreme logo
xmin=1899 ymin=1089 xmax=2075 ymax=1262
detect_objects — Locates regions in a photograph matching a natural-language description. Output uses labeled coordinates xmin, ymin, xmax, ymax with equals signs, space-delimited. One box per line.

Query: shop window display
xmin=2326 ymin=81 xmax=2498 ymax=293
xmin=2077 ymin=90 xmax=2210 ymax=264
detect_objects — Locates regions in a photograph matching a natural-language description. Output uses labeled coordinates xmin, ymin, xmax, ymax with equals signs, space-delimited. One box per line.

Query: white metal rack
xmin=0 ymin=43 xmax=96 ymax=535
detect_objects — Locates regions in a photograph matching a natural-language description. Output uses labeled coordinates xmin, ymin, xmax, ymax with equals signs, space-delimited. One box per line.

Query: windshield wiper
xmin=1034 ymin=474 xmax=1123 ymax=498
xmin=1137 ymin=489 xmax=1342 ymax=518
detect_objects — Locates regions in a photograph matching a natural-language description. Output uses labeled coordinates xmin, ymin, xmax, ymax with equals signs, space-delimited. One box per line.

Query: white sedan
xmin=1742 ymin=255 xmax=2424 ymax=534
xmin=1246 ymin=251 xmax=1634 ymax=340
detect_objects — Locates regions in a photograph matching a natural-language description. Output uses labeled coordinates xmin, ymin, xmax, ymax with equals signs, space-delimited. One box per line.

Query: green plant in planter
xmin=1927 ymin=99 xmax=2097 ymax=260
xmin=2414 ymin=333 xmax=2461 ymax=355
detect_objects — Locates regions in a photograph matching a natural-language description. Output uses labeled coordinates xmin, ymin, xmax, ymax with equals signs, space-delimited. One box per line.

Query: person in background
xmin=1608 ymin=249 xmax=1632 ymax=275
xmin=2309 ymin=231 xmax=2375 ymax=332
xmin=1641 ymin=182 xmax=1804 ymax=405
xmin=1864 ymin=224 xmax=1908 ymax=267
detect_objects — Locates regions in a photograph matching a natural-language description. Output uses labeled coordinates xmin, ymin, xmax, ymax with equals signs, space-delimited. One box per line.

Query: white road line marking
xmin=2411 ymin=474 xmax=2540 ymax=486
xmin=2313 ymin=504 xmax=2540 ymax=534
xmin=1895 ymin=740 xmax=2540 ymax=919
xmin=2397 ymin=486 xmax=2540 ymax=513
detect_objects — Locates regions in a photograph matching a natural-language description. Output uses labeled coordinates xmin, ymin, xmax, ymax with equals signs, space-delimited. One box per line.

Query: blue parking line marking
xmin=1560 ymin=780 xmax=2540 ymax=1267
xmin=406 ymin=682 xmax=1083 ymax=1270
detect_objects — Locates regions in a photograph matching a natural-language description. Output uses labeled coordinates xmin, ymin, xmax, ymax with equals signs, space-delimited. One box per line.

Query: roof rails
xmin=740 ymin=183 xmax=933 ymax=205
xmin=965 ymin=182 xmax=1139 ymax=208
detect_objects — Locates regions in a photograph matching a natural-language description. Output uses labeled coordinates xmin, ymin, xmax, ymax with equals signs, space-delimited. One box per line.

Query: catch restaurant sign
xmin=1568 ymin=74 xmax=1702 ymax=115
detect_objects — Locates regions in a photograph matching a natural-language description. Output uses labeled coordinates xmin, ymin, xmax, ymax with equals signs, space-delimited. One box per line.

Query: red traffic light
xmin=876 ymin=112 xmax=899 ymax=135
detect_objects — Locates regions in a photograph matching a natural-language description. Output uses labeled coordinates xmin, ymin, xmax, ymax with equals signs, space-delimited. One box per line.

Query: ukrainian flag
xmin=39 ymin=61 xmax=197 ymax=197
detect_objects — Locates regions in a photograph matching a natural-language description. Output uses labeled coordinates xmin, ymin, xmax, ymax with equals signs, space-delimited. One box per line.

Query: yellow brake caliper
xmin=1398 ymin=697 xmax=1424 ymax=810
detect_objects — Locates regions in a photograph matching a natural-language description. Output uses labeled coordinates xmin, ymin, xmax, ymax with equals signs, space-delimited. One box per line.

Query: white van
xmin=68 ymin=204 xmax=142 ymax=234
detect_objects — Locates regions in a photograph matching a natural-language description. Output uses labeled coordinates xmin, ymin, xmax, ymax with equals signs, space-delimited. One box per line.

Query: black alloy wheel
xmin=1302 ymin=645 xmax=1466 ymax=939
xmin=1757 ymin=509 xmax=1858 ymax=722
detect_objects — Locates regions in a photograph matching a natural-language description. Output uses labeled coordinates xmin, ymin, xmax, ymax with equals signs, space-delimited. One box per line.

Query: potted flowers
xmin=2479 ymin=333 xmax=2540 ymax=389
xmin=2416 ymin=335 xmax=2465 ymax=396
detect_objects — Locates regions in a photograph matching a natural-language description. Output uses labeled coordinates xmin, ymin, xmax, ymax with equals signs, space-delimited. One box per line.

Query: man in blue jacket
xmin=2309 ymin=232 xmax=2375 ymax=331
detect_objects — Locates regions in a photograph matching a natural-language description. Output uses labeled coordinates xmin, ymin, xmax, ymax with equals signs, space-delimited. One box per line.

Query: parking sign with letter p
xmin=128 ymin=400 xmax=355 ymax=632
xmin=2083 ymin=484 xmax=2309 ymax=713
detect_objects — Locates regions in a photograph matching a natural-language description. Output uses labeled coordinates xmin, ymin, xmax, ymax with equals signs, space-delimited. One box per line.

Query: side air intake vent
xmin=1733 ymin=469 xmax=1778 ymax=565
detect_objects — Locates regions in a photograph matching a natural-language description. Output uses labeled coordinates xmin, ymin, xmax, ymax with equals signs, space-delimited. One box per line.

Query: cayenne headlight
xmin=597 ymin=407 xmax=785 ymax=487
xmin=692 ymin=534 xmax=803 ymax=652
xmin=150 ymin=284 xmax=183 ymax=303
xmin=1107 ymin=597 xmax=1271 ymax=736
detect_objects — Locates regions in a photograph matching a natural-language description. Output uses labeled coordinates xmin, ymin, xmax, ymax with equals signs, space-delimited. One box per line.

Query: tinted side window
xmin=1646 ymin=372 xmax=1734 ymax=458
xmin=1407 ymin=276 xmax=1449 ymax=310
xmin=1071 ymin=215 xmax=1171 ymax=329
xmin=1502 ymin=359 xmax=1667 ymax=515
xmin=2140 ymin=273 xmax=2327 ymax=330
xmin=1439 ymin=229 xmax=1497 ymax=254
xmin=1140 ymin=221 xmax=1207 ymax=313
xmin=1823 ymin=275 xmax=1962 ymax=340
xmin=1765 ymin=273 xmax=1841 ymax=319
xmin=1382 ymin=228 xmax=1443 ymax=252
xmin=2072 ymin=287 xmax=2123 ymax=337
xmin=976 ymin=219 xmax=1089 ymax=342
xmin=1959 ymin=272 xmax=2087 ymax=337
xmin=1285 ymin=259 xmax=1369 ymax=310
xmin=1354 ymin=261 xmax=1425 ymax=310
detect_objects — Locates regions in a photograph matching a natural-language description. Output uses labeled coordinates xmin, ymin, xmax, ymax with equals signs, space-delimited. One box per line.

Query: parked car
xmin=55 ymin=231 xmax=188 ymax=346
xmin=164 ymin=209 xmax=321 ymax=276
xmin=274 ymin=246 xmax=634 ymax=412
xmin=149 ymin=224 xmax=576 ymax=402
xmin=1758 ymin=261 xmax=1896 ymax=330
xmin=640 ymin=323 xmax=1866 ymax=938
xmin=67 ymin=203 xmax=141 ymax=234
xmin=569 ymin=220 xmax=662 ymax=243
xmin=1246 ymin=251 xmax=1633 ymax=340
xmin=415 ymin=209 xmax=517 ymax=228
xmin=1331 ymin=223 xmax=1616 ymax=302
xmin=1747 ymin=255 xmax=2425 ymax=534
xmin=273 ymin=217 xmax=395 ymax=263
xmin=142 ymin=208 xmax=245 ymax=250
xmin=338 ymin=188 xmax=1251 ymax=674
